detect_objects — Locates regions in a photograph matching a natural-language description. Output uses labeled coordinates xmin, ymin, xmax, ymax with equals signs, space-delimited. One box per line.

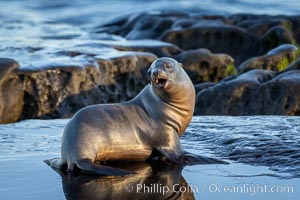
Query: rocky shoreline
xmin=1 ymin=11 xmax=300 ymax=123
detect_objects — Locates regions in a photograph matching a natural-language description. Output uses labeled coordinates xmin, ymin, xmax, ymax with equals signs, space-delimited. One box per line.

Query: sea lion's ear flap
xmin=179 ymin=63 xmax=183 ymax=68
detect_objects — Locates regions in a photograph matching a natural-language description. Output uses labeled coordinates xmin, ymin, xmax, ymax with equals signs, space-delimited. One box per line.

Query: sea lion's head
xmin=148 ymin=57 xmax=195 ymax=104
xmin=148 ymin=57 xmax=177 ymax=90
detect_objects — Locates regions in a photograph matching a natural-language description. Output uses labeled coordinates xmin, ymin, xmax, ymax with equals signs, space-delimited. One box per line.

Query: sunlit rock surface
xmin=1 ymin=4 xmax=300 ymax=122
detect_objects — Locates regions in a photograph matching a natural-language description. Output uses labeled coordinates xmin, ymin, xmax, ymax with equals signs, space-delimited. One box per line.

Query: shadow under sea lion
xmin=53 ymin=161 xmax=196 ymax=200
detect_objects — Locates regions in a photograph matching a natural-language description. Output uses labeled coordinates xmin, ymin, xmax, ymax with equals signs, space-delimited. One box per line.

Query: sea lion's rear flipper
xmin=76 ymin=159 xmax=136 ymax=176
xmin=180 ymin=151 xmax=229 ymax=165
xmin=44 ymin=158 xmax=65 ymax=169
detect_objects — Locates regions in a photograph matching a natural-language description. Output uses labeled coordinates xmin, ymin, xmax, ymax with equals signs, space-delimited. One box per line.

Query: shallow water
xmin=184 ymin=116 xmax=300 ymax=178
xmin=0 ymin=116 xmax=299 ymax=199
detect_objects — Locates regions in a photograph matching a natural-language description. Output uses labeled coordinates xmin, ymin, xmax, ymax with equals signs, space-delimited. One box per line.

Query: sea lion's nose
xmin=152 ymin=70 xmax=159 ymax=77
xmin=152 ymin=69 xmax=165 ymax=77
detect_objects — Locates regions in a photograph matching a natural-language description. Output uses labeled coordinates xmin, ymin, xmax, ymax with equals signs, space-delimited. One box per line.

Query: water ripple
xmin=183 ymin=116 xmax=300 ymax=178
xmin=1 ymin=116 xmax=299 ymax=179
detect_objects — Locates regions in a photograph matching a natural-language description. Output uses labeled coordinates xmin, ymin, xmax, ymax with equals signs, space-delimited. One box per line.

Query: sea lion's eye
xmin=164 ymin=63 xmax=173 ymax=71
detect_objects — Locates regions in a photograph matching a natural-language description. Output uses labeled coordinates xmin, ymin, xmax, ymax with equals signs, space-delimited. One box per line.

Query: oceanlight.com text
xmin=124 ymin=183 xmax=294 ymax=196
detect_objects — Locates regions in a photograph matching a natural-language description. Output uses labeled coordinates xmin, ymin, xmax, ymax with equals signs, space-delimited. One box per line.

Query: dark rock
xmin=172 ymin=18 xmax=226 ymax=30
xmin=281 ymin=57 xmax=300 ymax=73
xmin=95 ymin=11 xmax=188 ymax=39
xmin=196 ymin=70 xmax=273 ymax=115
xmin=2 ymin=12 xmax=300 ymax=123
xmin=287 ymin=15 xmax=300 ymax=44
xmin=89 ymin=41 xmax=235 ymax=84
xmin=0 ymin=58 xmax=23 ymax=124
xmin=226 ymin=14 xmax=274 ymax=24
xmin=96 ymin=39 xmax=182 ymax=57
xmin=260 ymin=26 xmax=295 ymax=53
xmin=194 ymin=82 xmax=215 ymax=94
xmin=238 ymin=44 xmax=299 ymax=73
xmin=174 ymin=49 xmax=235 ymax=83
xmin=161 ymin=25 xmax=257 ymax=64
xmin=125 ymin=15 xmax=174 ymax=40
xmin=97 ymin=13 xmax=300 ymax=66
xmin=0 ymin=51 xmax=156 ymax=123
xmin=21 ymin=52 xmax=156 ymax=120
xmin=259 ymin=70 xmax=300 ymax=115
xmin=236 ymin=18 xmax=291 ymax=37
xmin=195 ymin=69 xmax=300 ymax=115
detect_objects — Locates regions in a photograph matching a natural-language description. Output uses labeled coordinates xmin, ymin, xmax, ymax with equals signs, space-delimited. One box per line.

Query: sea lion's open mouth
xmin=156 ymin=77 xmax=167 ymax=87
xmin=153 ymin=76 xmax=168 ymax=88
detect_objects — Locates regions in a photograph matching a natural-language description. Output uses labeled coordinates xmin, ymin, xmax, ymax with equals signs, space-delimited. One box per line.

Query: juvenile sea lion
xmin=45 ymin=57 xmax=227 ymax=176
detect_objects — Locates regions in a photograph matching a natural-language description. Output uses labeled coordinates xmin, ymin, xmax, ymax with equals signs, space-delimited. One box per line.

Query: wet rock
xmin=0 ymin=51 xmax=156 ymax=123
xmin=18 ymin=52 xmax=156 ymax=120
xmin=259 ymin=70 xmax=300 ymax=115
xmin=288 ymin=16 xmax=300 ymax=44
xmin=18 ymin=62 xmax=94 ymax=120
xmin=93 ymin=41 xmax=236 ymax=84
xmin=281 ymin=57 xmax=300 ymax=73
xmin=0 ymin=58 xmax=24 ymax=124
xmin=236 ymin=18 xmax=292 ymax=37
xmin=94 ymin=51 xmax=156 ymax=100
xmin=125 ymin=15 xmax=174 ymax=40
xmin=260 ymin=26 xmax=295 ymax=53
xmin=238 ymin=44 xmax=299 ymax=73
xmin=161 ymin=25 xmax=257 ymax=64
xmin=196 ymin=69 xmax=300 ymax=115
xmin=96 ymin=39 xmax=182 ymax=57
xmin=196 ymin=70 xmax=268 ymax=115
xmin=97 ymin=12 xmax=300 ymax=65
xmin=174 ymin=49 xmax=235 ymax=83
xmin=2 ymin=11 xmax=300 ymax=123
xmin=194 ymin=82 xmax=215 ymax=94
xmin=95 ymin=11 xmax=188 ymax=39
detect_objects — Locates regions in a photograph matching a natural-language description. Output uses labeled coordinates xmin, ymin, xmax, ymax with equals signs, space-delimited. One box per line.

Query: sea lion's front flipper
xmin=76 ymin=159 xmax=136 ymax=176
xmin=44 ymin=158 xmax=65 ymax=169
xmin=155 ymin=129 xmax=228 ymax=165
xmin=180 ymin=151 xmax=229 ymax=165
xmin=155 ymin=130 xmax=184 ymax=164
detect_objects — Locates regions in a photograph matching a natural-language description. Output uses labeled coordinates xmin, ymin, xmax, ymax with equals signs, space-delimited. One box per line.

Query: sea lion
xmin=45 ymin=57 xmax=227 ymax=176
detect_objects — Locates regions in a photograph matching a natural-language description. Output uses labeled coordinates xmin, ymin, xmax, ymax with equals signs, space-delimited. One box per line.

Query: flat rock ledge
xmin=1 ymin=11 xmax=300 ymax=123
xmin=0 ymin=53 xmax=156 ymax=123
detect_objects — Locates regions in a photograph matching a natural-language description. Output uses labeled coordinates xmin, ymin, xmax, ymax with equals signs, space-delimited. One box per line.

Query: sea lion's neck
xmin=162 ymin=84 xmax=195 ymax=137
xmin=129 ymin=84 xmax=194 ymax=137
